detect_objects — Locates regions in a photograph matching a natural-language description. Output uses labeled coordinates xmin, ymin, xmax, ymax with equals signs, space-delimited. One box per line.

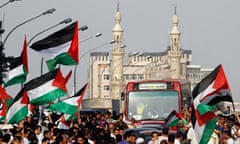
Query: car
xmin=136 ymin=124 xmax=176 ymax=135
xmin=136 ymin=124 xmax=163 ymax=131
xmin=123 ymin=127 xmax=161 ymax=144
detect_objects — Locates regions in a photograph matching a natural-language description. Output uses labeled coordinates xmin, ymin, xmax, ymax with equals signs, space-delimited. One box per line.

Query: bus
xmin=124 ymin=79 xmax=192 ymax=126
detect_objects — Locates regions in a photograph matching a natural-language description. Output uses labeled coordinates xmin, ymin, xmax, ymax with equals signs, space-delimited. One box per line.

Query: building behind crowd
xmin=82 ymin=5 xmax=213 ymax=112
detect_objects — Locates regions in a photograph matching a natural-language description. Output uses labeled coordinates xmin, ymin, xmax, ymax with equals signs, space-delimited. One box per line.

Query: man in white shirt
xmin=148 ymin=131 xmax=160 ymax=144
xmin=159 ymin=127 xmax=169 ymax=142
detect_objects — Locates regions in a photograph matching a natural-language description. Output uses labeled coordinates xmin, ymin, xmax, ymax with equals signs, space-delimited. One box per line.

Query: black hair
xmin=168 ymin=134 xmax=175 ymax=143
xmin=151 ymin=131 xmax=159 ymax=137
xmin=175 ymin=131 xmax=184 ymax=138
xmin=160 ymin=140 xmax=168 ymax=144
xmin=3 ymin=133 xmax=11 ymax=142
xmin=116 ymin=134 xmax=122 ymax=142
xmin=162 ymin=127 xmax=169 ymax=135
xmin=123 ymin=130 xmax=135 ymax=139
xmin=42 ymin=137 xmax=50 ymax=143
xmin=118 ymin=113 xmax=124 ymax=118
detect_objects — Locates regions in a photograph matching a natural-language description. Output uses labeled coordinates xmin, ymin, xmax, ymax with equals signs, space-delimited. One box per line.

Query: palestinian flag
xmin=24 ymin=68 xmax=67 ymax=105
xmin=0 ymin=86 xmax=12 ymax=121
xmin=27 ymin=104 xmax=35 ymax=117
xmin=6 ymin=90 xmax=29 ymax=124
xmin=193 ymin=116 xmax=217 ymax=144
xmin=192 ymin=64 xmax=233 ymax=126
xmin=192 ymin=64 xmax=233 ymax=143
xmin=165 ymin=110 xmax=186 ymax=127
xmin=49 ymin=83 xmax=87 ymax=114
xmin=30 ymin=21 xmax=79 ymax=71
xmin=4 ymin=36 xmax=28 ymax=87
xmin=56 ymin=114 xmax=71 ymax=130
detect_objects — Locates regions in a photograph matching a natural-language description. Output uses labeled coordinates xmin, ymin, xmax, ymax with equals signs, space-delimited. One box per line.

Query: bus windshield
xmin=128 ymin=90 xmax=179 ymax=120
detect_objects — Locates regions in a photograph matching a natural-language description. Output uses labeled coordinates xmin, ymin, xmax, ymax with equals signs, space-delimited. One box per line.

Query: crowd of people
xmin=0 ymin=106 xmax=239 ymax=144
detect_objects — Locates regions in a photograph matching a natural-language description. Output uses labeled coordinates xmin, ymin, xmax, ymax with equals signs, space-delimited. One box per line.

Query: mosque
xmin=82 ymin=4 xmax=213 ymax=112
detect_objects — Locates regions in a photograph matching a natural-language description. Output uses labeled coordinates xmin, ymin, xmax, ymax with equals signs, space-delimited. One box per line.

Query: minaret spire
xmin=111 ymin=1 xmax=125 ymax=113
xmin=174 ymin=4 xmax=177 ymax=15
xmin=117 ymin=0 xmax=120 ymax=12
xmin=168 ymin=5 xmax=182 ymax=79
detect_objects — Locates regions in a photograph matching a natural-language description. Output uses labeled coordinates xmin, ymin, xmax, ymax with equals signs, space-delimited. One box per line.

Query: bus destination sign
xmin=138 ymin=82 xmax=168 ymax=90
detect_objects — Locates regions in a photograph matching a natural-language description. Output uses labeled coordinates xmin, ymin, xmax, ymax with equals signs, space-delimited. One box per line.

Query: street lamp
xmin=71 ymin=32 xmax=104 ymax=96
xmin=78 ymin=25 xmax=88 ymax=31
xmin=73 ymin=39 xmax=116 ymax=95
xmin=120 ymin=44 xmax=126 ymax=49
xmin=80 ymin=40 xmax=115 ymax=60
xmin=3 ymin=8 xmax=56 ymax=47
xmin=80 ymin=32 xmax=102 ymax=43
xmin=28 ymin=18 xmax=72 ymax=45
xmin=0 ymin=8 xmax=56 ymax=85
xmin=0 ymin=0 xmax=21 ymax=9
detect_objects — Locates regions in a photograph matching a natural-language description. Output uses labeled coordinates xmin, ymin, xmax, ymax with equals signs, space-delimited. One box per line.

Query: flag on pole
xmin=4 ymin=35 xmax=28 ymax=87
xmin=6 ymin=90 xmax=29 ymax=124
xmin=193 ymin=116 xmax=218 ymax=144
xmin=24 ymin=68 xmax=67 ymax=105
xmin=192 ymin=64 xmax=234 ymax=144
xmin=56 ymin=114 xmax=71 ymax=130
xmin=30 ymin=21 xmax=79 ymax=71
xmin=0 ymin=86 xmax=12 ymax=118
xmin=165 ymin=110 xmax=186 ymax=127
xmin=192 ymin=64 xmax=233 ymax=125
xmin=48 ymin=83 xmax=87 ymax=114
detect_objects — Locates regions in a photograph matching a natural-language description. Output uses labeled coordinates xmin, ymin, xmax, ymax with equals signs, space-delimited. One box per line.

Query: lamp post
xmin=78 ymin=25 xmax=88 ymax=32
xmin=73 ymin=39 xmax=115 ymax=96
xmin=80 ymin=40 xmax=115 ymax=61
xmin=71 ymin=33 xmax=103 ymax=96
xmin=80 ymin=32 xmax=102 ymax=43
xmin=0 ymin=8 xmax=56 ymax=85
xmin=0 ymin=0 xmax=21 ymax=9
xmin=3 ymin=8 xmax=56 ymax=47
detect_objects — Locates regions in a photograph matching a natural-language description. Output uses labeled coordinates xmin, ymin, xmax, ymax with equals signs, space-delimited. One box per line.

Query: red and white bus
xmin=124 ymin=79 xmax=192 ymax=126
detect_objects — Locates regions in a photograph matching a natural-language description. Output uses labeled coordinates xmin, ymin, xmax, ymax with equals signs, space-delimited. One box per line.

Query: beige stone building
xmin=186 ymin=65 xmax=214 ymax=91
xmin=82 ymin=6 xmax=212 ymax=112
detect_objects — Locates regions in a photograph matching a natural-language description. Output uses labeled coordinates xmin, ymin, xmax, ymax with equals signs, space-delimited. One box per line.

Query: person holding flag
xmin=191 ymin=64 xmax=234 ymax=144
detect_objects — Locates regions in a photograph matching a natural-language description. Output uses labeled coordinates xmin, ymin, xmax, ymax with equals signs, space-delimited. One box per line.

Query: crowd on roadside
xmin=207 ymin=106 xmax=240 ymax=144
xmin=0 ymin=105 xmax=240 ymax=144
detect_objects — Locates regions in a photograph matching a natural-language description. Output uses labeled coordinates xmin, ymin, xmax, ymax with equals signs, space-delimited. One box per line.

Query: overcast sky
xmin=1 ymin=0 xmax=240 ymax=101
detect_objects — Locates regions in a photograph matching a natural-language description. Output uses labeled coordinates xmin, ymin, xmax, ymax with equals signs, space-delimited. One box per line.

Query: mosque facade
xmin=83 ymin=6 xmax=213 ymax=112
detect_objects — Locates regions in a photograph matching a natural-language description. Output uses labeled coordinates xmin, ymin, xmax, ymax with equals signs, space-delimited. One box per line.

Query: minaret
xmin=168 ymin=6 xmax=182 ymax=79
xmin=110 ymin=2 xmax=125 ymax=113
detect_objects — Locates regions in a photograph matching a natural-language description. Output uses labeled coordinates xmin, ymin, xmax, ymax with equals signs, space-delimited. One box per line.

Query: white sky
xmin=1 ymin=0 xmax=240 ymax=101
